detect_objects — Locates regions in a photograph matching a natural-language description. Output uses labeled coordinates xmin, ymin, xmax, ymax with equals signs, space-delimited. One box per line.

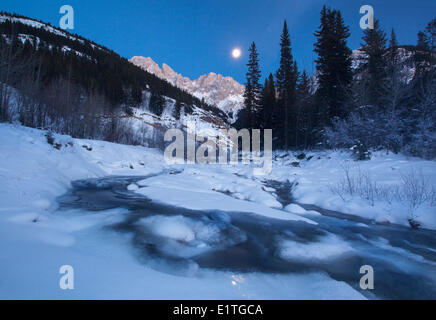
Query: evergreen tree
xmin=387 ymin=28 xmax=399 ymax=83
xmin=417 ymin=31 xmax=428 ymax=50
xmin=243 ymin=41 xmax=262 ymax=129
xmin=411 ymin=18 xmax=436 ymax=123
xmin=384 ymin=28 xmax=404 ymax=112
xmin=149 ymin=91 xmax=165 ymax=116
xmin=424 ymin=18 xmax=436 ymax=53
xmin=260 ymin=73 xmax=276 ymax=129
xmin=295 ymin=70 xmax=314 ymax=148
xmin=173 ymin=99 xmax=182 ymax=120
xmin=388 ymin=28 xmax=398 ymax=65
xmin=415 ymin=18 xmax=436 ymax=77
xmin=275 ymin=20 xmax=298 ymax=149
xmin=360 ymin=19 xmax=388 ymax=107
xmin=313 ymin=6 xmax=352 ymax=125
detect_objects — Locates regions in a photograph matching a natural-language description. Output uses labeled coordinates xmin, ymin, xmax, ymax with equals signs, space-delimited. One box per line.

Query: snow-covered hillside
xmin=130 ymin=56 xmax=245 ymax=120
xmin=311 ymin=46 xmax=419 ymax=92
xmin=0 ymin=14 xmax=107 ymax=53
xmin=116 ymin=91 xmax=230 ymax=148
xmin=0 ymin=12 xmax=231 ymax=139
xmin=351 ymin=47 xmax=417 ymax=83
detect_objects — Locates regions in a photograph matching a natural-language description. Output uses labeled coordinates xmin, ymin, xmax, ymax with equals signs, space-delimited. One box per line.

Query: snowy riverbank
xmin=1 ymin=123 xmax=435 ymax=299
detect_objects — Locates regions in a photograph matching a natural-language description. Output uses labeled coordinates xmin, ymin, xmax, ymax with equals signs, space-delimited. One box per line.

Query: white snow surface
xmin=279 ymin=233 xmax=354 ymax=262
xmin=0 ymin=124 xmax=367 ymax=299
xmin=1 ymin=123 xmax=435 ymax=299
xmin=134 ymin=166 xmax=315 ymax=224
xmin=271 ymin=151 xmax=436 ymax=229
xmin=135 ymin=215 xmax=247 ymax=259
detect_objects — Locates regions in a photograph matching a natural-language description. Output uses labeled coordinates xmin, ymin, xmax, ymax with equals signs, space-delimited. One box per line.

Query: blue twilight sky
xmin=1 ymin=0 xmax=435 ymax=83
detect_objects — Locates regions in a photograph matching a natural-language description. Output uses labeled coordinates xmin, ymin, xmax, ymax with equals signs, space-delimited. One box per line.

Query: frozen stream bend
xmin=56 ymin=174 xmax=436 ymax=300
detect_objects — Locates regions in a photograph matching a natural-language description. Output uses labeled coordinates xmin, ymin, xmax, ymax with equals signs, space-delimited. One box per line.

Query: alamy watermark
xmin=163 ymin=121 xmax=272 ymax=176
xmin=59 ymin=265 xmax=74 ymax=290
xmin=59 ymin=5 xmax=74 ymax=30
xmin=359 ymin=5 xmax=374 ymax=30
xmin=359 ymin=265 xmax=374 ymax=290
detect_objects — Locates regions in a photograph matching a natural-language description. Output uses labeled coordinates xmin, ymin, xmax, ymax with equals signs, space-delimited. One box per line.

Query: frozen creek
xmin=57 ymin=174 xmax=436 ymax=300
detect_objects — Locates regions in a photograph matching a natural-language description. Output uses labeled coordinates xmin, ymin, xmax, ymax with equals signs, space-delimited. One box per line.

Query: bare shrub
xmin=328 ymin=162 xmax=354 ymax=201
xmin=329 ymin=164 xmax=435 ymax=219
xmin=399 ymin=168 xmax=436 ymax=219
xmin=329 ymin=164 xmax=386 ymax=206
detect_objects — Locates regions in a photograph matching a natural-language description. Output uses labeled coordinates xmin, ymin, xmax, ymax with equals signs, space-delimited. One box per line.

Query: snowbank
xmin=134 ymin=167 xmax=316 ymax=224
xmin=270 ymin=151 xmax=436 ymax=230
xmin=0 ymin=124 xmax=362 ymax=299
xmin=0 ymin=124 xmax=165 ymax=213
xmin=3 ymin=123 xmax=433 ymax=300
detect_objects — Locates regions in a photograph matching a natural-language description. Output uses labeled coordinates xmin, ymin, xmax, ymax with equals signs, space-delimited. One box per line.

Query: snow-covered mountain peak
xmin=130 ymin=56 xmax=245 ymax=120
xmin=130 ymin=56 xmax=162 ymax=77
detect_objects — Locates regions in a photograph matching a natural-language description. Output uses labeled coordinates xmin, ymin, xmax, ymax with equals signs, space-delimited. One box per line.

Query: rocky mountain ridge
xmin=130 ymin=56 xmax=245 ymax=120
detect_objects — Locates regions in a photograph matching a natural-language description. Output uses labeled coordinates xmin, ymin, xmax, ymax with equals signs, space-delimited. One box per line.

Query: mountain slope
xmin=130 ymin=56 xmax=245 ymax=120
xmin=0 ymin=11 xmax=230 ymax=146
xmin=131 ymin=45 xmax=424 ymax=121
xmin=352 ymin=46 xmax=418 ymax=82
xmin=0 ymin=12 xmax=225 ymax=115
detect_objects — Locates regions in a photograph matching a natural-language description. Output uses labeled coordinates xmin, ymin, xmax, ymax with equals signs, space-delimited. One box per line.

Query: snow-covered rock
xmin=130 ymin=56 xmax=245 ymax=120
xmin=0 ymin=123 xmax=368 ymax=299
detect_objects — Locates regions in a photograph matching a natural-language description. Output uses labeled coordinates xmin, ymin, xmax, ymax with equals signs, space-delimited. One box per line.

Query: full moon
xmin=232 ymin=48 xmax=241 ymax=59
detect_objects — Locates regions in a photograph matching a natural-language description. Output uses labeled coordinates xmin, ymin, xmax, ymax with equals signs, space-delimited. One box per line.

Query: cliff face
xmin=130 ymin=56 xmax=245 ymax=120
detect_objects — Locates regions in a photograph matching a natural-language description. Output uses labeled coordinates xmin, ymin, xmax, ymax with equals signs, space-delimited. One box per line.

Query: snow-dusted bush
xmin=325 ymin=105 xmax=435 ymax=160
xmin=325 ymin=108 xmax=404 ymax=154
xmin=351 ymin=143 xmax=371 ymax=161
xmin=399 ymin=168 xmax=436 ymax=219
xmin=403 ymin=117 xmax=436 ymax=160
xmin=328 ymin=163 xmax=390 ymax=206
xmin=329 ymin=164 xmax=435 ymax=224
xmin=45 ymin=131 xmax=55 ymax=146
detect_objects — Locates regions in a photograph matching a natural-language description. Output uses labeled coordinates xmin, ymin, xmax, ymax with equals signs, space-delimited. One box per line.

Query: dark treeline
xmin=236 ymin=6 xmax=436 ymax=159
xmin=0 ymin=11 xmax=225 ymax=142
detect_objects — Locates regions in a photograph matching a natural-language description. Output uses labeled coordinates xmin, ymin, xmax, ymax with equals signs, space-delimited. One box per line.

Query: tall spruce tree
xmin=360 ymin=19 xmax=388 ymax=107
xmin=384 ymin=28 xmax=404 ymax=112
xmin=387 ymin=29 xmax=399 ymax=77
xmin=275 ymin=20 xmax=298 ymax=149
xmin=417 ymin=31 xmax=428 ymax=50
xmin=313 ymin=6 xmax=352 ymax=126
xmin=412 ymin=18 xmax=436 ymax=115
xmin=260 ymin=73 xmax=276 ymax=129
xmin=243 ymin=41 xmax=262 ymax=129
xmin=388 ymin=29 xmax=398 ymax=60
xmin=424 ymin=18 xmax=436 ymax=53
xmin=295 ymin=70 xmax=314 ymax=148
